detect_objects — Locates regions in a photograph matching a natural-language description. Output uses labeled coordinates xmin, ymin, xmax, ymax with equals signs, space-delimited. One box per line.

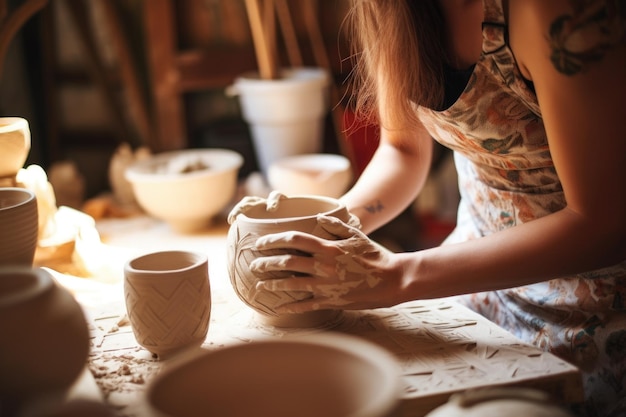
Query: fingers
xmin=256 ymin=276 xmax=316 ymax=293
xmin=265 ymin=191 xmax=287 ymax=211
xmin=255 ymin=230 xmax=327 ymax=254
xmin=227 ymin=196 xmax=264 ymax=224
xmin=250 ymin=251 xmax=337 ymax=278
xmin=227 ymin=192 xmax=288 ymax=224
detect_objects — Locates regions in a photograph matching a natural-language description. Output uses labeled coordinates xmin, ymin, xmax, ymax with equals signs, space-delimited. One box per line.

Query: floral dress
xmin=415 ymin=1 xmax=626 ymax=416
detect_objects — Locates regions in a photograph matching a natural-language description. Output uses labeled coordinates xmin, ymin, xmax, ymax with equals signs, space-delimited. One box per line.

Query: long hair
xmin=346 ymin=0 xmax=446 ymax=135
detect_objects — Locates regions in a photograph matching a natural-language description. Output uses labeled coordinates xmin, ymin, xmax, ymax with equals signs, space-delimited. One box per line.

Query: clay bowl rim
xmin=269 ymin=153 xmax=352 ymax=175
xmin=124 ymin=250 xmax=208 ymax=276
xmin=235 ymin=194 xmax=347 ymax=224
xmin=0 ymin=187 xmax=36 ymax=211
xmin=124 ymin=148 xmax=244 ymax=184
xmin=146 ymin=332 xmax=402 ymax=417
xmin=233 ymin=67 xmax=330 ymax=90
xmin=0 ymin=267 xmax=53 ymax=308
xmin=0 ymin=116 xmax=28 ymax=133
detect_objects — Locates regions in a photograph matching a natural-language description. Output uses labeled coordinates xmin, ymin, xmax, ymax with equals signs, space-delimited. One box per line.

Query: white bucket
xmin=227 ymin=67 xmax=329 ymax=175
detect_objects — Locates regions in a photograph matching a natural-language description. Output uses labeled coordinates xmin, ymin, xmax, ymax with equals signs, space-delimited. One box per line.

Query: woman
xmin=245 ymin=1 xmax=626 ymax=415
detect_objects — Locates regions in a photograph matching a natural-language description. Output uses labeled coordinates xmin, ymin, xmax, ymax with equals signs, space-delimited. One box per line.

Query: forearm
xmin=398 ymin=206 xmax=626 ymax=302
xmin=341 ymin=137 xmax=432 ymax=235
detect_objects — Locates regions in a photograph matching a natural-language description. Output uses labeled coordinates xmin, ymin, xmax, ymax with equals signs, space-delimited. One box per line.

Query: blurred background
xmin=0 ymin=0 xmax=458 ymax=251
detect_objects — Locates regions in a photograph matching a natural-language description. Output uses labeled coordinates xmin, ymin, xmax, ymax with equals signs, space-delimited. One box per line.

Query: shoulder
xmin=507 ymin=0 xmax=625 ymax=79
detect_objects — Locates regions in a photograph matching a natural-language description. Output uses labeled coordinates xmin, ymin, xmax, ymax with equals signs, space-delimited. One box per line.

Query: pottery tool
xmin=275 ymin=0 xmax=303 ymax=67
xmin=244 ymin=0 xmax=279 ymax=79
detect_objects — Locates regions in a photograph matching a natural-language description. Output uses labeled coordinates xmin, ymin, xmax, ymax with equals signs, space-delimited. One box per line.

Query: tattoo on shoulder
xmin=363 ymin=200 xmax=384 ymax=214
xmin=549 ymin=0 xmax=625 ymax=75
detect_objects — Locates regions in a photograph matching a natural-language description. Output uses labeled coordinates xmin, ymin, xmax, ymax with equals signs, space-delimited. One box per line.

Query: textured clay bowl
xmin=144 ymin=332 xmax=402 ymax=417
xmin=125 ymin=148 xmax=243 ymax=233
xmin=227 ymin=195 xmax=353 ymax=327
xmin=0 ymin=187 xmax=38 ymax=266
xmin=0 ymin=117 xmax=30 ymax=178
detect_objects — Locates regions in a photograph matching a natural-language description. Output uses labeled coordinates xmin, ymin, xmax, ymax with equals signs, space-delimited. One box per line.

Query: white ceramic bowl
xmin=144 ymin=332 xmax=402 ymax=417
xmin=267 ymin=153 xmax=353 ymax=198
xmin=0 ymin=117 xmax=31 ymax=178
xmin=125 ymin=149 xmax=243 ymax=233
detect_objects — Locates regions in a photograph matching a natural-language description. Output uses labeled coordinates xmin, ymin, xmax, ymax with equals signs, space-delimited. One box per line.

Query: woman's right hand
xmin=251 ymin=214 xmax=408 ymax=312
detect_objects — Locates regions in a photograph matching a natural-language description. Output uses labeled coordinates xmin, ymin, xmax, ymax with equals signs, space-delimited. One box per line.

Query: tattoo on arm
xmin=549 ymin=0 xmax=625 ymax=75
xmin=363 ymin=199 xmax=385 ymax=214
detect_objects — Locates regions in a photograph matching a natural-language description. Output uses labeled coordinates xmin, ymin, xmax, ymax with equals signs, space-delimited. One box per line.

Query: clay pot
xmin=425 ymin=388 xmax=574 ymax=417
xmin=227 ymin=195 xmax=352 ymax=327
xmin=0 ymin=267 xmax=90 ymax=414
xmin=144 ymin=332 xmax=402 ymax=417
xmin=227 ymin=67 xmax=329 ymax=175
xmin=0 ymin=187 xmax=38 ymax=267
xmin=0 ymin=117 xmax=30 ymax=179
xmin=124 ymin=251 xmax=212 ymax=359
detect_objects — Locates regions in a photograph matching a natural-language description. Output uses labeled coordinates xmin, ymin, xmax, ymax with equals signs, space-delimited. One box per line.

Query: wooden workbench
xmin=46 ymin=214 xmax=584 ymax=417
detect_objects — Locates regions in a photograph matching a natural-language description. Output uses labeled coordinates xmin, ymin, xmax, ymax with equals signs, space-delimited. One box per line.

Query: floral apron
xmin=416 ymin=1 xmax=626 ymax=416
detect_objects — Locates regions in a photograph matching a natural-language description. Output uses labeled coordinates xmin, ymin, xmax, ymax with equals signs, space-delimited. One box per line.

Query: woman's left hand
xmin=251 ymin=214 xmax=404 ymax=313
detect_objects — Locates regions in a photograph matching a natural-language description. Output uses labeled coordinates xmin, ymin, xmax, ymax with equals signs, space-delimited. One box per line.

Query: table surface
xmin=46 ymin=214 xmax=584 ymax=417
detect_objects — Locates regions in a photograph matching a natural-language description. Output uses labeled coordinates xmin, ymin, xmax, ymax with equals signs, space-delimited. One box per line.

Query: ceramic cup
xmin=0 ymin=267 xmax=90 ymax=414
xmin=227 ymin=195 xmax=354 ymax=328
xmin=124 ymin=250 xmax=212 ymax=359
xmin=0 ymin=187 xmax=38 ymax=267
xmin=0 ymin=117 xmax=31 ymax=179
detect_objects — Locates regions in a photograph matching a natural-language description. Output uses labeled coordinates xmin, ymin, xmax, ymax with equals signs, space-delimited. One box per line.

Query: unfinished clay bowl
xmin=0 ymin=117 xmax=30 ymax=179
xmin=124 ymin=251 xmax=212 ymax=359
xmin=227 ymin=195 xmax=353 ymax=327
xmin=0 ymin=267 xmax=90 ymax=414
xmin=144 ymin=332 xmax=402 ymax=417
xmin=0 ymin=187 xmax=38 ymax=266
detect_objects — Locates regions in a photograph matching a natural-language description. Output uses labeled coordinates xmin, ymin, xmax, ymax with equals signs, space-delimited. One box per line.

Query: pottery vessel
xmin=425 ymin=387 xmax=574 ymax=417
xmin=267 ymin=153 xmax=353 ymax=198
xmin=0 ymin=117 xmax=30 ymax=179
xmin=227 ymin=67 xmax=329 ymax=174
xmin=0 ymin=267 xmax=90 ymax=414
xmin=124 ymin=251 xmax=212 ymax=358
xmin=0 ymin=187 xmax=38 ymax=266
xmin=125 ymin=148 xmax=243 ymax=233
xmin=227 ymin=195 xmax=352 ymax=327
xmin=144 ymin=332 xmax=402 ymax=417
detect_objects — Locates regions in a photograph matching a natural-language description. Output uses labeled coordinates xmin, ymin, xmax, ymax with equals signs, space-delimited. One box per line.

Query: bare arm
xmin=400 ymin=0 xmax=626 ymax=300
xmin=341 ymin=124 xmax=433 ymax=235
xmin=252 ymin=0 xmax=625 ymax=311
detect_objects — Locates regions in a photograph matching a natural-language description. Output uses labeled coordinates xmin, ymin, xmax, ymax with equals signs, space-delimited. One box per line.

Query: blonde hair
xmin=346 ymin=0 xmax=445 ymax=135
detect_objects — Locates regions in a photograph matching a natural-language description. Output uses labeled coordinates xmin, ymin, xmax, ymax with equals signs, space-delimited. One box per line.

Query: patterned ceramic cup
xmin=0 ymin=188 xmax=38 ymax=267
xmin=124 ymin=250 xmax=211 ymax=359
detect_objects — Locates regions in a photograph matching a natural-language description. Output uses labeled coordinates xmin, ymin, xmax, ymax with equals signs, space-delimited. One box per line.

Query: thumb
xmin=316 ymin=214 xmax=362 ymax=240
xmin=266 ymin=190 xmax=287 ymax=211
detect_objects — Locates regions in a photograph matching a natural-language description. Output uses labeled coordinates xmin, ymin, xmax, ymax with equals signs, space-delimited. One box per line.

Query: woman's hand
xmin=227 ymin=190 xmax=287 ymax=225
xmin=251 ymin=214 xmax=405 ymax=313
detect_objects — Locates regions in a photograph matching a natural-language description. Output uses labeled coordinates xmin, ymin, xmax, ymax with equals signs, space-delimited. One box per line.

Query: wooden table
xmin=47 ymin=214 xmax=584 ymax=417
